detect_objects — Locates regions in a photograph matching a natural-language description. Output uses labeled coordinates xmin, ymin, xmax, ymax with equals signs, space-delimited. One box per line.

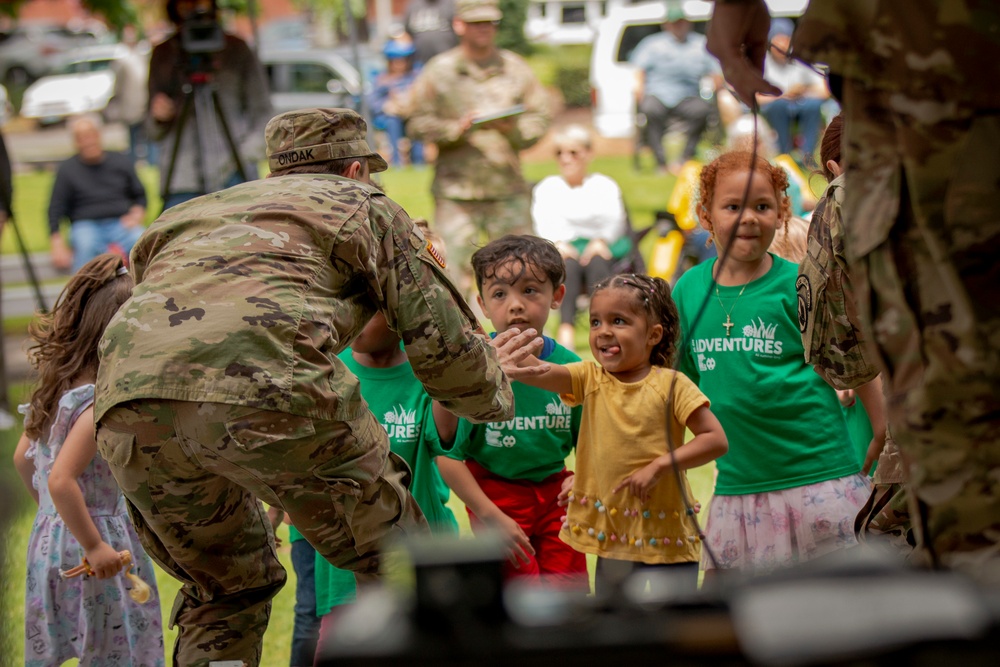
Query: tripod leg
xmin=160 ymin=89 xmax=195 ymax=213
xmin=7 ymin=216 xmax=47 ymax=313
xmin=209 ymin=87 xmax=248 ymax=182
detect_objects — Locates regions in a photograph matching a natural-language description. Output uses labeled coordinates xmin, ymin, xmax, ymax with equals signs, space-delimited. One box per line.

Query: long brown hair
xmin=24 ymin=254 xmax=133 ymax=440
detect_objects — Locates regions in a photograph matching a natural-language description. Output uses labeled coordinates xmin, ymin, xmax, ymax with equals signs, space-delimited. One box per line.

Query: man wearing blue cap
xmin=757 ymin=17 xmax=830 ymax=166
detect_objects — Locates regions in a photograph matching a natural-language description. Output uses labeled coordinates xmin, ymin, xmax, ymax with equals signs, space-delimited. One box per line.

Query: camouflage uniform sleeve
xmin=406 ymin=63 xmax=469 ymax=148
xmin=128 ymin=224 xmax=154 ymax=283
xmin=797 ymin=180 xmax=880 ymax=389
xmin=364 ymin=196 xmax=514 ymax=423
xmin=128 ymin=213 xmax=178 ymax=284
xmin=507 ymin=54 xmax=551 ymax=151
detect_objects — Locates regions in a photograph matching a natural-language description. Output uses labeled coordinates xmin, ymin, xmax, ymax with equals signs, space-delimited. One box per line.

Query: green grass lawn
xmin=1 ymin=155 xmax=698 ymax=664
xmin=1 ymin=155 xmax=674 ymax=256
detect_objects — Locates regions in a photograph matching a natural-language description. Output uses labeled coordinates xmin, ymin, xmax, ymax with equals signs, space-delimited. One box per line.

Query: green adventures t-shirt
xmin=447 ymin=338 xmax=582 ymax=481
xmin=315 ymin=352 xmax=459 ymax=615
xmin=674 ymin=256 xmax=859 ymax=495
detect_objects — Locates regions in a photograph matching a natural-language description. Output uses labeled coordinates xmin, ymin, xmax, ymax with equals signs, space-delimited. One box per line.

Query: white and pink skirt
xmin=701 ymin=473 xmax=872 ymax=574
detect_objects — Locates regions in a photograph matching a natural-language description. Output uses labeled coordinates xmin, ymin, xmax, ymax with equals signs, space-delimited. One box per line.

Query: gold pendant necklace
xmin=715 ymin=262 xmax=764 ymax=337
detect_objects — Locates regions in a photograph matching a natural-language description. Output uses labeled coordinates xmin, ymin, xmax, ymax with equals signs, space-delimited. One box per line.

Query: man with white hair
xmin=47 ymin=115 xmax=147 ymax=272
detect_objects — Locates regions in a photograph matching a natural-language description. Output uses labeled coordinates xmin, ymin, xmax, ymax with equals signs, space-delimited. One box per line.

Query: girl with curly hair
xmin=672 ymin=150 xmax=871 ymax=578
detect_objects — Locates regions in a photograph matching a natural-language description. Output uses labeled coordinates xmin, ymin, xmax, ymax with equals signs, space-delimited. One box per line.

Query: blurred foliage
xmin=0 ymin=0 xmax=258 ymax=30
xmin=552 ymin=44 xmax=592 ymax=108
xmin=297 ymin=0 xmax=368 ymax=41
xmin=497 ymin=0 xmax=531 ymax=55
xmin=555 ymin=61 xmax=590 ymax=108
xmin=0 ymin=0 xmax=137 ymax=29
xmin=526 ymin=44 xmax=592 ymax=107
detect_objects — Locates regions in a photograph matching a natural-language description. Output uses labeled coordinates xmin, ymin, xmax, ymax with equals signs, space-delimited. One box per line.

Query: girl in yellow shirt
xmin=520 ymin=273 xmax=728 ymax=594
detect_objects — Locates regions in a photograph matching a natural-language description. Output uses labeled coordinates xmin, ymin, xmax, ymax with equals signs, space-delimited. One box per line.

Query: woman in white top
xmin=531 ymin=125 xmax=629 ymax=350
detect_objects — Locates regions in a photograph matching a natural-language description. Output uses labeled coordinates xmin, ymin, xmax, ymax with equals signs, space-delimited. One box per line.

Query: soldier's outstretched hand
xmin=706 ymin=0 xmax=781 ymax=106
xmin=490 ymin=328 xmax=550 ymax=380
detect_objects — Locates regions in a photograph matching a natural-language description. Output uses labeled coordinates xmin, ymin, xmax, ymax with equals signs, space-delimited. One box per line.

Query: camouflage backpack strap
xmin=796 ymin=177 xmax=879 ymax=390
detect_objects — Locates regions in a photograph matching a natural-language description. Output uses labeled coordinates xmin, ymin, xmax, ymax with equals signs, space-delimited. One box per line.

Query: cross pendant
xmin=723 ymin=316 xmax=734 ymax=337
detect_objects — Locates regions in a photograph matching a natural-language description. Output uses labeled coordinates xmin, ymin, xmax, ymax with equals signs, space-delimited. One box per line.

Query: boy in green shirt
xmin=437 ymin=235 xmax=587 ymax=585
xmin=313 ymin=310 xmax=461 ymax=634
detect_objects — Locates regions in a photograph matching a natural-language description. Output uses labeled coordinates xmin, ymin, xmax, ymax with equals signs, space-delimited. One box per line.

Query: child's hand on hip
xmin=85 ymin=541 xmax=125 ymax=579
xmin=613 ymin=459 xmax=666 ymax=503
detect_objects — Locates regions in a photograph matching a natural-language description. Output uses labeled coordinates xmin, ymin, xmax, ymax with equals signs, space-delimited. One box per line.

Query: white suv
xmin=20 ymin=44 xmax=132 ymax=125
xmin=589 ymin=0 xmax=806 ymax=138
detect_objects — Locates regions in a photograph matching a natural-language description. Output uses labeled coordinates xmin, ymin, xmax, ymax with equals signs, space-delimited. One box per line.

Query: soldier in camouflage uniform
xmin=94 ymin=108 xmax=528 ymax=666
xmin=798 ymin=113 xmax=910 ymax=554
xmin=709 ymin=0 xmax=1000 ymax=582
xmin=407 ymin=0 xmax=551 ymax=296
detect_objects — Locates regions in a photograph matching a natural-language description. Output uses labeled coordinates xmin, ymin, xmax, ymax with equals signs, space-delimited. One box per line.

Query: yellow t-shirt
xmin=560 ymin=363 xmax=709 ymax=564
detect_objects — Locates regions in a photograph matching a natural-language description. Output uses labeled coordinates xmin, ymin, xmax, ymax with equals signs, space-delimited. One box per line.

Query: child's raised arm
xmin=431 ymin=401 xmax=459 ymax=445
xmin=490 ymin=327 xmax=553 ymax=376
xmin=853 ymin=375 xmax=887 ymax=475
xmin=614 ymin=404 xmax=728 ymax=502
xmin=14 ymin=433 xmax=39 ymax=505
xmin=510 ymin=355 xmax=574 ymax=395
xmin=48 ymin=407 xmax=124 ymax=580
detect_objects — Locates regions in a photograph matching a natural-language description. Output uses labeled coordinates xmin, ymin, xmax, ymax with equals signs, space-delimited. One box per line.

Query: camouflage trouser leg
xmin=434 ymin=195 xmax=532 ymax=298
xmin=846 ymin=92 xmax=1000 ymax=583
xmin=97 ymin=400 xmax=427 ymax=667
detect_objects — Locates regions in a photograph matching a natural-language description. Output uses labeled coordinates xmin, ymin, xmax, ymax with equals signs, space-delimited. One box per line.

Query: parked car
xmin=261 ymin=49 xmax=371 ymax=116
xmin=0 ymin=21 xmax=109 ymax=87
xmin=20 ymin=44 xmax=133 ymax=125
xmin=589 ymin=0 xmax=806 ymax=138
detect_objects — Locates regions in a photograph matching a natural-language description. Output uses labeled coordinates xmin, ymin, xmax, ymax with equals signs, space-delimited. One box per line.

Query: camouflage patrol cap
xmin=265 ymin=108 xmax=388 ymax=174
xmin=456 ymin=0 xmax=502 ymax=22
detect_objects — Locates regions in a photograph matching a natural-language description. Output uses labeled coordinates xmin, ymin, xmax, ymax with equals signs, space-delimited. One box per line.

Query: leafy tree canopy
xmin=0 ymin=0 xmax=254 ymax=30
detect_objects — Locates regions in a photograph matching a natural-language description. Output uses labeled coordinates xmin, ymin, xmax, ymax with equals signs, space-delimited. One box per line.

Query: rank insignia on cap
xmin=427 ymin=241 xmax=447 ymax=268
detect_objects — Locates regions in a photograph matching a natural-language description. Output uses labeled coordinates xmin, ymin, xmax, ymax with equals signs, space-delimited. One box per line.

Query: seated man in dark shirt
xmin=48 ymin=115 xmax=148 ymax=272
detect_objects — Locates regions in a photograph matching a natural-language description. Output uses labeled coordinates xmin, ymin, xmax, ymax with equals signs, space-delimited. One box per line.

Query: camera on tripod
xmin=160 ymin=3 xmax=249 ymax=207
xmin=179 ymin=8 xmax=224 ymax=59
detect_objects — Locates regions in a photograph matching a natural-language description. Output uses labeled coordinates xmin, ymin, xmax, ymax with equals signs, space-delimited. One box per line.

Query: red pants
xmin=465 ymin=460 xmax=588 ymax=586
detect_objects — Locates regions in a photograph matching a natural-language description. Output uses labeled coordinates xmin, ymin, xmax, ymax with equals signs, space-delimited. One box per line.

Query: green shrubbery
xmin=527 ymin=44 xmax=592 ymax=109
xmin=498 ymin=0 xmax=533 ymax=54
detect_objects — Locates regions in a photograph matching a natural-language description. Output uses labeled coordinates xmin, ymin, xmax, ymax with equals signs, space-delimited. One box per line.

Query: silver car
xmin=20 ymin=44 xmax=135 ymax=125
xmin=261 ymin=49 xmax=382 ymax=116
xmin=0 ymin=21 xmax=109 ymax=87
